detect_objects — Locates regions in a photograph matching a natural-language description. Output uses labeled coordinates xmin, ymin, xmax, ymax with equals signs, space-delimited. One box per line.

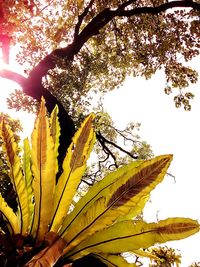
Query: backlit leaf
xmin=23 ymin=138 xmax=34 ymax=233
xmin=66 ymin=218 xmax=199 ymax=259
xmin=60 ymin=155 xmax=172 ymax=251
xmin=0 ymin=194 xmax=20 ymax=234
xmin=60 ymin=160 xmax=143 ymax=237
xmin=50 ymin=113 xmax=95 ymax=232
xmin=132 ymin=249 xmax=161 ymax=260
xmin=50 ymin=105 xmax=60 ymax=174
xmin=31 ymin=98 xmax=57 ymax=242
xmin=1 ymin=120 xmax=29 ymax=235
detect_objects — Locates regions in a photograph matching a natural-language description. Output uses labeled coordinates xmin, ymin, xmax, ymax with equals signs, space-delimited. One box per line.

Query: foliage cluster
xmin=1 ymin=0 xmax=200 ymax=113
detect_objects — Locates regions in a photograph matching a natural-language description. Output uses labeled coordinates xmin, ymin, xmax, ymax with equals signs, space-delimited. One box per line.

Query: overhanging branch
xmin=96 ymin=131 xmax=138 ymax=161
xmin=74 ymin=0 xmax=95 ymax=40
xmin=116 ymin=0 xmax=200 ymax=16
xmin=0 ymin=69 xmax=27 ymax=87
xmin=0 ymin=68 xmax=75 ymax=167
xmin=26 ymin=0 xmax=200 ymax=85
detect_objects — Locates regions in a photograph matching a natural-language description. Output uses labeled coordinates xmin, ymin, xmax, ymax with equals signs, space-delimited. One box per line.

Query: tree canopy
xmin=0 ymin=0 xmax=200 ymax=159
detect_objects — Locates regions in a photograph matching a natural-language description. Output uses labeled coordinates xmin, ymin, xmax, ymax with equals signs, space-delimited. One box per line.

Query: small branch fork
xmin=96 ymin=131 xmax=119 ymax=168
xmin=96 ymin=130 xmax=138 ymax=161
xmin=81 ymin=126 xmax=140 ymax=187
xmin=74 ymin=0 xmax=95 ymax=40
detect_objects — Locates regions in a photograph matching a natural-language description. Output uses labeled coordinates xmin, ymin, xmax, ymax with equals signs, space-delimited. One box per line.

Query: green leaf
xmin=50 ymin=105 xmax=60 ymax=175
xmin=0 ymin=120 xmax=29 ymax=235
xmin=58 ymin=160 xmax=143 ymax=240
xmin=50 ymin=113 xmax=95 ymax=232
xmin=0 ymin=194 xmax=20 ymax=234
xmin=66 ymin=218 xmax=199 ymax=259
xmin=23 ymin=138 xmax=34 ymax=233
xmin=131 ymin=249 xmax=161 ymax=260
xmin=60 ymin=155 xmax=172 ymax=252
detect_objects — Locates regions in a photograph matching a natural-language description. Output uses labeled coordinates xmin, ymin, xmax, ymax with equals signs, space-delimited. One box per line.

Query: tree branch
xmin=96 ymin=131 xmax=138 ymax=161
xmin=97 ymin=131 xmax=119 ymax=168
xmin=74 ymin=0 xmax=95 ymax=40
xmin=27 ymin=7 xmax=114 ymax=83
xmin=117 ymin=0 xmax=137 ymax=10
xmin=0 ymin=69 xmax=27 ymax=87
xmin=0 ymin=68 xmax=75 ymax=167
xmin=116 ymin=0 xmax=200 ymax=16
xmin=26 ymin=0 xmax=200 ymax=86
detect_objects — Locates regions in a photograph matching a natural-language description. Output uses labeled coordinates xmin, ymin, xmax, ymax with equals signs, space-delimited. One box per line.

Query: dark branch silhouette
xmin=74 ymin=0 xmax=95 ymax=40
xmin=0 ymin=69 xmax=75 ymax=165
xmin=97 ymin=131 xmax=138 ymax=161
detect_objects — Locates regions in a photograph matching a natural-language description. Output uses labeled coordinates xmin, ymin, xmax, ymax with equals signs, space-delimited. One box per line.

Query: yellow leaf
xmin=59 ymin=161 xmax=142 ymax=237
xmin=23 ymin=138 xmax=34 ymax=233
xmin=60 ymin=155 xmax=172 ymax=251
xmin=132 ymin=249 xmax=161 ymax=260
xmin=50 ymin=114 xmax=95 ymax=232
xmin=50 ymin=105 xmax=60 ymax=174
xmin=1 ymin=120 xmax=29 ymax=235
xmin=66 ymin=218 xmax=199 ymax=259
xmin=31 ymin=98 xmax=57 ymax=242
xmin=0 ymin=194 xmax=20 ymax=234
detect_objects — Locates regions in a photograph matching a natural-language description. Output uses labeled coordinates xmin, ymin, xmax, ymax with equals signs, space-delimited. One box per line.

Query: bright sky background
xmin=103 ymin=67 xmax=200 ymax=266
xmin=0 ymin=49 xmax=200 ymax=266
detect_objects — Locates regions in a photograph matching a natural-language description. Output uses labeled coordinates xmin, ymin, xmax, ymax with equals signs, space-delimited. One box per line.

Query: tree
xmin=0 ymin=99 xmax=199 ymax=267
xmin=0 ymin=1 xmax=200 ymax=265
xmin=0 ymin=0 xmax=200 ymax=161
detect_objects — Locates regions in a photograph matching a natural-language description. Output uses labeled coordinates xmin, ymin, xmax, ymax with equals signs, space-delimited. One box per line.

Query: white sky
xmin=0 ymin=52 xmax=200 ymax=266
xmin=103 ymin=71 xmax=200 ymax=266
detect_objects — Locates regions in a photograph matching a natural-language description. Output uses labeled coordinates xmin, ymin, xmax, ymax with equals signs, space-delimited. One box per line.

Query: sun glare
xmin=0 ymin=50 xmax=5 ymax=69
xmin=0 ymin=44 xmax=23 ymax=72
xmin=0 ymin=45 xmax=24 ymax=103
xmin=0 ymin=59 xmax=8 ymax=70
xmin=0 ymin=44 xmax=35 ymax=138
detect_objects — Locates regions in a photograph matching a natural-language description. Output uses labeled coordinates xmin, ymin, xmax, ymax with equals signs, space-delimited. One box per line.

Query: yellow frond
xmin=31 ymin=98 xmax=57 ymax=242
xmin=50 ymin=114 xmax=95 ymax=233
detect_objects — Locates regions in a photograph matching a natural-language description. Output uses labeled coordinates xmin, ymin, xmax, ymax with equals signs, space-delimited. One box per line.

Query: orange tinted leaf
xmin=107 ymin=157 xmax=170 ymax=209
xmin=25 ymin=234 xmax=66 ymax=267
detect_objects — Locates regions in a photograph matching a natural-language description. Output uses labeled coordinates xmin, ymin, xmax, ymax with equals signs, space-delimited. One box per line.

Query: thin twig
xmin=96 ymin=131 xmax=138 ymax=160
xmin=97 ymin=131 xmax=119 ymax=168
xmin=74 ymin=0 xmax=95 ymax=40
